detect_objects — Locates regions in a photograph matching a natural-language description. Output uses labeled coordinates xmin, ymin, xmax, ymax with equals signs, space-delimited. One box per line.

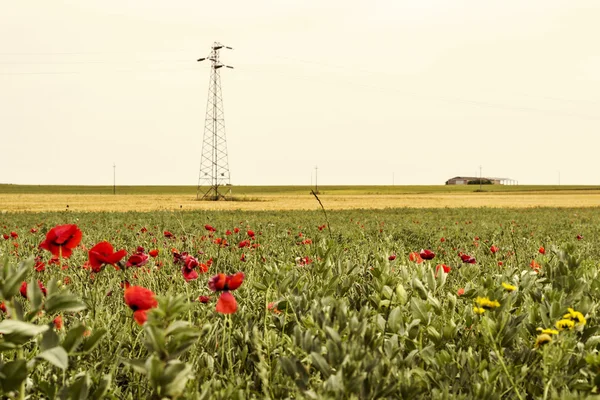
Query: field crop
xmin=2 ymin=185 xmax=600 ymax=212
xmin=2 ymin=207 xmax=600 ymax=398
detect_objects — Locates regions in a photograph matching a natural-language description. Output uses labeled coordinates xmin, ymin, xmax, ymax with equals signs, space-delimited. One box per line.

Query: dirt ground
xmin=1 ymin=190 xmax=600 ymax=212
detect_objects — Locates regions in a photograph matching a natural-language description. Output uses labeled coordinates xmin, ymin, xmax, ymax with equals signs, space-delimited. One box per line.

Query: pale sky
xmin=2 ymin=1 xmax=599 ymax=186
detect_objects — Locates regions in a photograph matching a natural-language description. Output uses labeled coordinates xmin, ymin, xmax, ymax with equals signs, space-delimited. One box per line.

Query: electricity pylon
xmin=196 ymin=42 xmax=233 ymax=200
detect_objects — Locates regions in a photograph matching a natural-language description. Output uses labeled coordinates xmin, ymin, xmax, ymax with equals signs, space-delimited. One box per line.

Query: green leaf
xmin=90 ymin=373 xmax=112 ymax=400
xmin=62 ymin=324 xmax=87 ymax=354
xmin=388 ymin=307 xmax=402 ymax=333
xmin=310 ymin=352 xmax=332 ymax=378
xmin=324 ymin=326 xmax=341 ymax=344
xmin=144 ymin=325 xmax=166 ymax=355
xmin=45 ymin=293 xmax=86 ymax=315
xmin=38 ymin=346 xmax=69 ymax=370
xmin=279 ymin=356 xmax=297 ymax=378
xmin=121 ymin=358 xmax=147 ymax=375
xmin=3 ymin=261 xmax=30 ymax=299
xmin=27 ymin=277 xmax=44 ymax=311
xmin=0 ymin=319 xmax=48 ymax=337
xmin=163 ymin=360 xmax=193 ymax=397
xmin=146 ymin=355 xmax=164 ymax=389
xmin=65 ymin=372 xmax=91 ymax=400
xmin=41 ymin=325 xmax=60 ymax=351
xmin=0 ymin=359 xmax=27 ymax=392
xmin=82 ymin=328 xmax=107 ymax=353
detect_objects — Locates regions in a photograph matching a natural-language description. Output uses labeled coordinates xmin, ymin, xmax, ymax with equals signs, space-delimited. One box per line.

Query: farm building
xmin=445 ymin=176 xmax=517 ymax=185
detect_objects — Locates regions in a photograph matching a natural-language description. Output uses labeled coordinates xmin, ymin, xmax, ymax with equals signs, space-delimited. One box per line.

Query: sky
xmin=1 ymin=1 xmax=599 ymax=186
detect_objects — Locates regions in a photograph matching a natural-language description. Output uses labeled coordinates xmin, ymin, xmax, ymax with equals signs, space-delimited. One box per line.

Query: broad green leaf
xmin=0 ymin=359 xmax=27 ymax=392
xmin=27 ymin=277 xmax=44 ymax=311
xmin=45 ymin=293 xmax=86 ymax=315
xmin=90 ymin=373 xmax=112 ymax=400
xmin=64 ymin=372 xmax=91 ymax=400
xmin=310 ymin=352 xmax=332 ymax=378
xmin=122 ymin=358 xmax=147 ymax=375
xmin=324 ymin=326 xmax=341 ymax=344
xmin=0 ymin=319 xmax=48 ymax=337
xmin=3 ymin=261 xmax=30 ymax=299
xmin=62 ymin=324 xmax=87 ymax=354
xmin=38 ymin=346 xmax=69 ymax=370
xmin=388 ymin=307 xmax=402 ymax=333
xmin=41 ymin=325 xmax=60 ymax=351
xmin=163 ymin=360 xmax=193 ymax=397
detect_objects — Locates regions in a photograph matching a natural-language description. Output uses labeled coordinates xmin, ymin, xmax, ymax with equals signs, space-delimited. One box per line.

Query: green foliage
xmin=2 ymin=207 xmax=600 ymax=398
xmin=122 ymin=295 xmax=200 ymax=399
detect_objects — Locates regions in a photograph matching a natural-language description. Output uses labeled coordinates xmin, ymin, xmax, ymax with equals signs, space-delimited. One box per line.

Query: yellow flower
xmin=501 ymin=282 xmax=517 ymax=292
xmin=556 ymin=319 xmax=575 ymax=331
xmin=535 ymin=334 xmax=553 ymax=348
xmin=475 ymin=297 xmax=501 ymax=310
xmin=536 ymin=327 xmax=559 ymax=335
xmin=562 ymin=308 xmax=586 ymax=327
xmin=473 ymin=306 xmax=486 ymax=315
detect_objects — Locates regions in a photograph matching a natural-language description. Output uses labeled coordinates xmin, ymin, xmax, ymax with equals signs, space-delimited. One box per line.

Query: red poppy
xmin=126 ymin=252 xmax=149 ymax=268
xmin=34 ymin=257 xmax=46 ymax=272
xmin=198 ymin=295 xmax=210 ymax=303
xmin=2 ymin=234 xmax=8 ymax=240
xmin=124 ymin=285 xmax=158 ymax=325
xmin=39 ymin=224 xmax=82 ymax=259
xmin=238 ymin=240 xmax=250 ymax=248
xmin=388 ymin=254 xmax=396 ymax=261
xmin=240 ymin=253 xmax=246 ymax=262
xmin=247 ymin=230 xmax=255 ymax=238
xmin=457 ymin=288 xmax=465 ymax=296
xmin=149 ymin=249 xmax=159 ymax=258
xmin=460 ymin=254 xmax=477 ymax=264
xmin=419 ymin=249 xmax=435 ymax=260
xmin=88 ymin=241 xmax=127 ymax=272
xmin=234 ymin=227 xmax=240 ymax=233
xmin=10 ymin=231 xmax=18 ymax=238
xmin=205 ymin=224 xmax=217 ymax=232
xmin=530 ymin=260 xmax=541 ymax=271
xmin=539 ymin=246 xmax=545 ymax=255
xmin=30 ymin=228 xmax=38 ymax=233
xmin=208 ymin=272 xmax=244 ymax=292
xmin=490 ymin=245 xmax=499 ymax=254
xmin=53 ymin=315 xmax=63 ymax=330
xmin=440 ymin=237 xmax=446 ymax=242
xmin=409 ymin=252 xmax=423 ymax=264
xmin=20 ymin=281 xmax=47 ymax=298
xmin=163 ymin=231 xmax=174 ymax=238
xmin=215 ymin=291 xmax=237 ymax=314
xmin=577 ymin=235 xmax=583 ymax=240
xmin=435 ymin=264 xmax=451 ymax=275
xmin=0 ymin=302 xmax=6 ymax=313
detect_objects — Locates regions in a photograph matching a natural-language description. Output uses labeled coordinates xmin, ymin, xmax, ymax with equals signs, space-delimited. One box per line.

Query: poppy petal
xmin=216 ymin=292 xmax=237 ymax=314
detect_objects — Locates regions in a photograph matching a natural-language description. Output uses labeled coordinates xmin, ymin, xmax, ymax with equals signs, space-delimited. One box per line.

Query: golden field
xmin=2 ymin=189 xmax=600 ymax=212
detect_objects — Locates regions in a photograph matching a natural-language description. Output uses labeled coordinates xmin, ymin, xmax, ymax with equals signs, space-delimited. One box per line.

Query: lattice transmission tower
xmin=196 ymin=42 xmax=233 ymax=200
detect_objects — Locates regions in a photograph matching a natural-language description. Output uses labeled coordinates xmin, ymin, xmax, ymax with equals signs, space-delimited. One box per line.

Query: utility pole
xmin=196 ymin=42 xmax=234 ymax=200
xmin=479 ymin=165 xmax=482 ymax=191
xmin=113 ymin=163 xmax=116 ymax=195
